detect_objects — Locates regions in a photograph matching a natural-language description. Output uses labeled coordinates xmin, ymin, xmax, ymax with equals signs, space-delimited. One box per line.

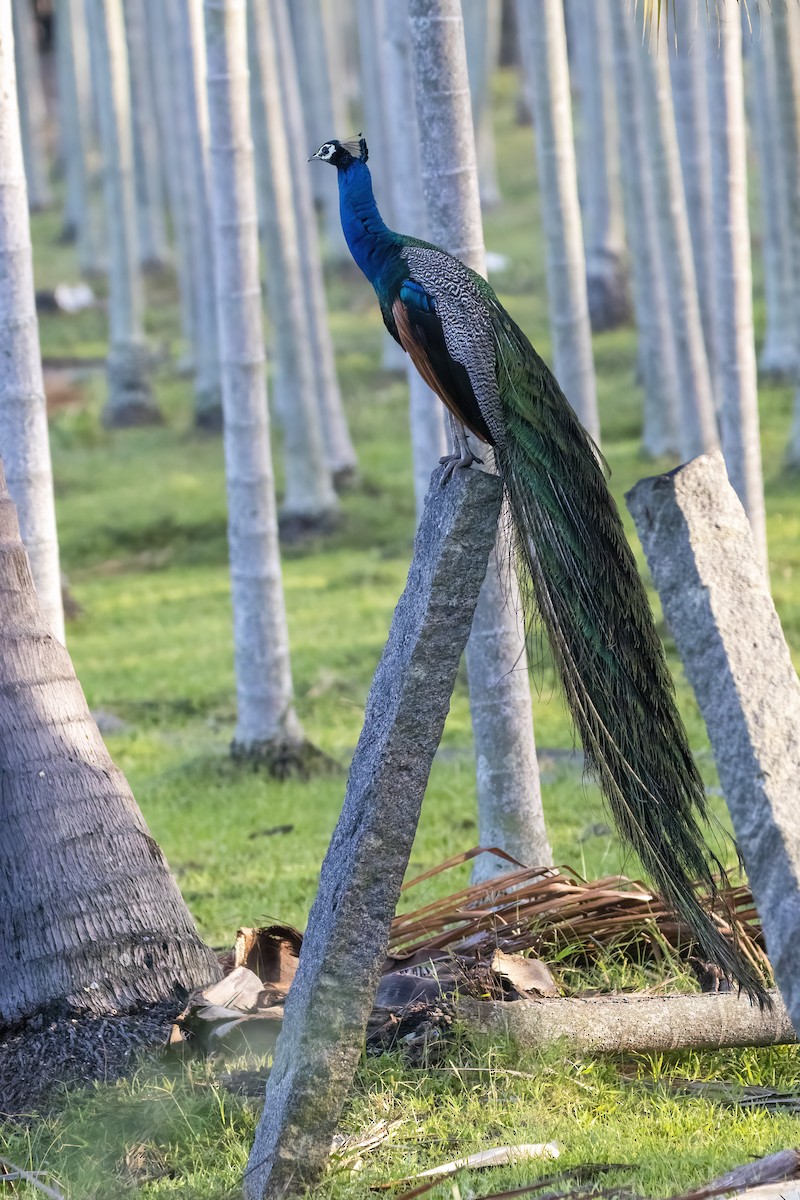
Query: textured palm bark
xmin=249 ymin=0 xmax=338 ymax=528
xmin=638 ymin=25 xmax=719 ymax=460
xmin=409 ymin=0 xmax=551 ymax=878
xmin=608 ymin=0 xmax=679 ymax=458
xmin=11 ymin=0 xmax=51 ymax=211
xmin=168 ymin=0 xmax=223 ymax=430
xmin=567 ymin=0 xmax=630 ymax=333
xmin=771 ymin=1 xmax=800 ymax=469
xmin=669 ymin=4 xmax=715 ymax=369
xmin=516 ymin=0 xmax=600 ymax=444
xmin=204 ymin=0 xmax=305 ymax=760
xmin=462 ymin=0 xmax=502 ymax=211
xmin=0 ymin=0 xmax=65 ymax=644
xmin=0 ymin=463 xmax=220 ymax=1025
xmin=749 ymin=7 xmax=797 ymax=380
xmin=271 ymin=0 xmax=358 ymax=486
xmin=381 ymin=0 xmax=448 ymax=519
xmin=85 ymin=0 xmax=159 ymax=426
xmin=122 ymin=0 xmax=169 ymax=271
xmin=706 ymin=2 xmax=767 ymax=573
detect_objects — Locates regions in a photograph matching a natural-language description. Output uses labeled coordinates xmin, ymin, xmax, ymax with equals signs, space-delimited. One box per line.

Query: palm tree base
xmin=0 ymin=998 xmax=185 ymax=1117
xmin=230 ymin=736 xmax=339 ymax=780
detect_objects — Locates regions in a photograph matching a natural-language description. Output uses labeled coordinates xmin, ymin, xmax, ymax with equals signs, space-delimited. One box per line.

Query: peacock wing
xmin=392 ymin=245 xmax=509 ymax=447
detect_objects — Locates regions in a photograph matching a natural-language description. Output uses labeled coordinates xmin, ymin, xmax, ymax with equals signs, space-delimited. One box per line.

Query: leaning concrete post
xmin=627 ymin=452 xmax=800 ymax=1036
xmin=245 ymin=468 xmax=503 ymax=1200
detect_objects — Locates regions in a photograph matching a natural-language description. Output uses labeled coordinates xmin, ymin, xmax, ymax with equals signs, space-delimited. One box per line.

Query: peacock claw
xmin=438 ymin=448 xmax=483 ymax=483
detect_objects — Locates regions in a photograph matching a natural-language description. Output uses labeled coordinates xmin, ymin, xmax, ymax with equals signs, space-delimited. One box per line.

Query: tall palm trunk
xmin=381 ymin=0 xmax=448 ymax=518
xmin=167 ymin=0 xmax=223 ymax=430
xmin=707 ymin=1 xmax=767 ymax=571
xmin=607 ymin=0 xmax=679 ymax=458
xmin=669 ymin=3 xmax=715 ymax=369
xmin=638 ymin=21 xmax=718 ymax=460
xmin=288 ymin=0 xmax=346 ymax=261
xmin=248 ymin=0 xmax=338 ymax=531
xmin=271 ymin=0 xmax=358 ymax=487
xmin=749 ymin=5 xmax=797 ymax=380
xmin=0 ymin=0 xmax=64 ymax=643
xmin=409 ymin=0 xmax=551 ymax=879
xmin=516 ymin=0 xmax=600 ymax=444
xmin=145 ymin=0 xmax=195 ymax=361
xmin=357 ymin=0 xmax=407 ymax=373
xmin=771 ymin=0 xmax=800 ymax=469
xmin=0 ymin=459 xmax=220 ymax=1024
xmin=204 ymin=0 xmax=306 ymax=763
xmin=568 ymin=0 xmax=630 ymax=333
xmin=462 ymin=0 xmax=502 ymax=210
xmin=123 ymin=0 xmax=169 ymax=271
xmin=55 ymin=0 xmax=101 ymax=275
xmin=85 ymin=0 xmax=159 ymax=426
xmin=11 ymin=0 xmax=51 ymax=211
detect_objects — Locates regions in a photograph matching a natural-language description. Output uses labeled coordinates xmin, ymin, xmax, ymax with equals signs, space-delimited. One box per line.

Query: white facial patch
xmin=316 ymin=143 xmax=336 ymax=160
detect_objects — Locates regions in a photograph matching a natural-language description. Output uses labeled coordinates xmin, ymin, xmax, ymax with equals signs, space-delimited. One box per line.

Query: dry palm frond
xmin=388 ymin=848 xmax=769 ymax=988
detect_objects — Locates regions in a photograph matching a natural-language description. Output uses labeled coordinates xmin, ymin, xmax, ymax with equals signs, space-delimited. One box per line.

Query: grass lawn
xmin=2 ymin=73 xmax=799 ymax=1198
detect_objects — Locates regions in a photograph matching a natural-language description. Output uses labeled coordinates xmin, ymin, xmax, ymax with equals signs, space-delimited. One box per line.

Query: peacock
xmin=311 ymin=135 xmax=766 ymax=1002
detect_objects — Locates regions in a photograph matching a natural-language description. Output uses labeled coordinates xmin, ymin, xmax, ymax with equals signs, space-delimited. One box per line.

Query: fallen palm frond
xmin=388 ymin=848 xmax=770 ymax=989
xmin=665 ymin=1149 xmax=800 ymax=1200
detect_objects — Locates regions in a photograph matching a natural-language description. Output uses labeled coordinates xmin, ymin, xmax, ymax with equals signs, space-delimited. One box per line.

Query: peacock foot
xmin=439 ymin=446 xmax=483 ymax=483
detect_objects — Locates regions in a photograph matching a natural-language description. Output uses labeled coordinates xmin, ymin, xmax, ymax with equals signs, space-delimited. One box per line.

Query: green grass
xmin=2 ymin=71 xmax=799 ymax=1197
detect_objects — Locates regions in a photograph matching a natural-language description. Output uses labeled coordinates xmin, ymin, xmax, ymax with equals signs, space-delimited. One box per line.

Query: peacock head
xmin=309 ymin=135 xmax=369 ymax=171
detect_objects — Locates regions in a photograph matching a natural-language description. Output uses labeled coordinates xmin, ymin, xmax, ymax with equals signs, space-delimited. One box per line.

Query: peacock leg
xmin=439 ymin=415 xmax=483 ymax=482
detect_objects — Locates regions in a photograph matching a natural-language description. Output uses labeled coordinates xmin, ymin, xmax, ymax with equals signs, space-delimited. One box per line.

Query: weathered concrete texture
xmin=245 ymin=468 xmax=503 ymax=1200
xmin=462 ymin=990 xmax=795 ymax=1054
xmin=627 ymin=452 xmax=800 ymax=1036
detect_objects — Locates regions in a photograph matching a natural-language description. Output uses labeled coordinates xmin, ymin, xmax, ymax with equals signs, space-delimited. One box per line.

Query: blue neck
xmin=337 ymin=160 xmax=399 ymax=285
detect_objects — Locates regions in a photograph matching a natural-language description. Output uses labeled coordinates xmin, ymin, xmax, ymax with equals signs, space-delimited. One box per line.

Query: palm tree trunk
xmin=249 ymin=0 xmax=339 ymax=531
xmin=771 ymin=0 xmax=800 ymax=468
xmin=607 ymin=0 xmax=679 ymax=458
xmin=288 ymin=0 xmax=347 ymax=261
xmin=707 ymin=1 xmax=767 ymax=572
xmin=516 ymin=0 xmax=600 ymax=445
xmin=669 ymin=3 xmax=716 ymax=369
xmin=145 ymin=0 xmax=196 ymax=361
xmin=637 ymin=21 xmax=719 ymax=460
xmin=409 ymin=0 xmax=551 ymax=879
xmin=12 ymin=0 xmax=51 ymax=211
xmin=568 ymin=0 xmax=630 ymax=332
xmin=122 ymin=0 xmax=169 ymax=271
xmin=55 ymin=0 xmax=101 ymax=275
xmin=204 ymin=0 xmax=306 ymax=764
xmin=271 ymin=0 xmax=358 ymax=487
xmin=749 ymin=5 xmax=797 ymax=380
xmin=85 ymin=0 xmax=160 ymax=426
xmin=0 ymin=459 xmax=220 ymax=1025
xmin=167 ymin=0 xmax=223 ymax=430
xmin=0 ymin=0 xmax=64 ymax=644
xmin=462 ymin=0 xmax=502 ymax=210
xmin=357 ymin=0 xmax=407 ymax=373
xmin=381 ymin=0 xmax=448 ymax=518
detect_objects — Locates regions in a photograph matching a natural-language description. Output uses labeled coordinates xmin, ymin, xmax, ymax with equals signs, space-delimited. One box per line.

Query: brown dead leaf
xmin=232 ymin=924 xmax=302 ymax=996
xmin=490 ymin=950 xmax=560 ymax=998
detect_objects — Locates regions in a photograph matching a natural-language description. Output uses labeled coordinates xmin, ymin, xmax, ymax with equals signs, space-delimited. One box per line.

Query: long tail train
xmin=493 ymin=312 xmax=768 ymax=1005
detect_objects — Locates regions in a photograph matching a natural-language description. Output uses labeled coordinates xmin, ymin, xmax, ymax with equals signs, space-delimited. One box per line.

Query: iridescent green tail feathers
xmin=492 ymin=315 xmax=767 ymax=1005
